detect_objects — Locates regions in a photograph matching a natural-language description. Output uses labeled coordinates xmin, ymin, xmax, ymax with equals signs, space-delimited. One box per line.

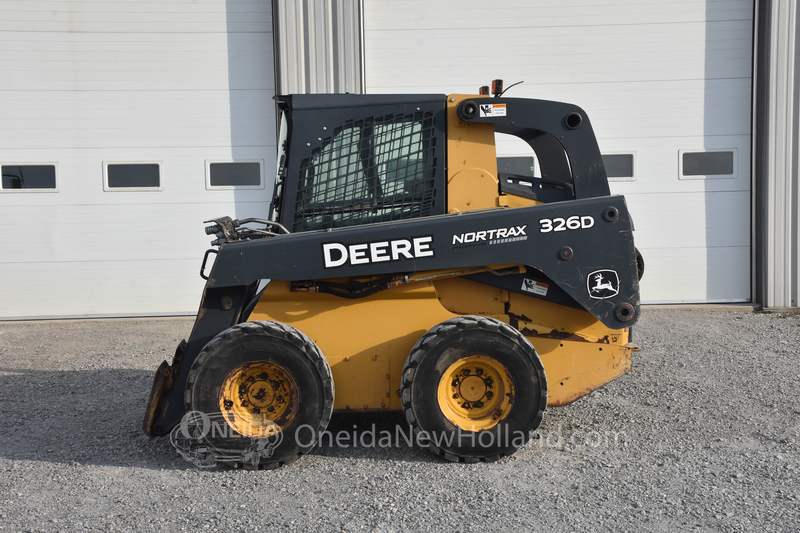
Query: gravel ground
xmin=0 ymin=308 xmax=799 ymax=532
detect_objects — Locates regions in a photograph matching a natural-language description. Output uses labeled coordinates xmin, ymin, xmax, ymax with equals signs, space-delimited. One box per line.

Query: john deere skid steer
xmin=143 ymin=81 xmax=642 ymax=468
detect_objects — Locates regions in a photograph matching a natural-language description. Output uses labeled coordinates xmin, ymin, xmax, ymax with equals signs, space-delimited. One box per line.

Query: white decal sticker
xmin=587 ymin=269 xmax=620 ymax=299
xmin=323 ymin=236 xmax=433 ymax=268
xmin=521 ymin=279 xmax=549 ymax=296
xmin=539 ymin=215 xmax=594 ymax=233
xmin=478 ymin=103 xmax=507 ymax=118
xmin=452 ymin=225 xmax=527 ymax=246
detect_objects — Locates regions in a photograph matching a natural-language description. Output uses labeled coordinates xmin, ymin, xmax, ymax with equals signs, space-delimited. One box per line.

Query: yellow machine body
xmin=249 ymin=274 xmax=632 ymax=410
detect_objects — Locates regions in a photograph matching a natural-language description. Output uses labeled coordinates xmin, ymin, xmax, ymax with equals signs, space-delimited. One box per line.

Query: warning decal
xmin=521 ymin=278 xmax=548 ymax=296
xmin=479 ymin=103 xmax=507 ymax=118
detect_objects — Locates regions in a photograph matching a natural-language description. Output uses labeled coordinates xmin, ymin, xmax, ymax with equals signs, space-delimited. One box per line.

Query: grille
xmin=294 ymin=111 xmax=437 ymax=231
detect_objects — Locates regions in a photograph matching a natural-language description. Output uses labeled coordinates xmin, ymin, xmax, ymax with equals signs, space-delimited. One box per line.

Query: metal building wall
xmin=273 ymin=0 xmax=363 ymax=95
xmin=755 ymin=0 xmax=800 ymax=308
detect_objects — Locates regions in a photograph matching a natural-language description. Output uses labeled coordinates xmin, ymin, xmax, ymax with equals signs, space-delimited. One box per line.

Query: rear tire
xmin=183 ymin=321 xmax=334 ymax=469
xmin=401 ymin=316 xmax=547 ymax=463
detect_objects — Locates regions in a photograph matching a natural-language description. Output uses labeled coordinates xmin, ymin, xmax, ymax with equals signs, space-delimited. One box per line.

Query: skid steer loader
xmin=143 ymin=81 xmax=643 ymax=468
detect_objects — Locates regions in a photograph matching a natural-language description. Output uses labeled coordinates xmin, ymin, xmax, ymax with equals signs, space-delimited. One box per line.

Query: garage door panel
xmin=603 ymin=137 xmax=751 ymax=195
xmin=2 ymin=31 xmax=272 ymax=62
xmin=5 ymin=283 xmax=204 ymax=318
xmin=364 ymin=1 xmax=752 ymax=29
xmin=0 ymin=190 xmax=273 ymax=208
xmin=365 ymin=0 xmax=753 ymax=304
xmin=624 ymin=192 xmax=750 ymax=248
xmin=638 ymin=246 xmax=750 ymax=303
xmin=1 ymin=242 xmax=209 ymax=264
xmin=0 ymin=3 xmax=270 ymax=34
xmin=366 ymin=14 xmax=752 ymax=96
xmin=366 ymin=49 xmax=751 ymax=76
xmin=0 ymin=98 xmax=275 ymax=124
xmin=0 ymin=0 xmax=275 ymax=319
xmin=0 ymin=90 xmax=274 ymax=116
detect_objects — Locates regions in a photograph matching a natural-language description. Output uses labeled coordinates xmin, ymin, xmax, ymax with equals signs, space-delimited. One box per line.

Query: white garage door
xmin=364 ymin=0 xmax=753 ymax=303
xmin=0 ymin=1 xmax=276 ymax=319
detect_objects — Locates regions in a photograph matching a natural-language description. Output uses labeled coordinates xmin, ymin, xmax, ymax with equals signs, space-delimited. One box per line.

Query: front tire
xmin=401 ymin=316 xmax=547 ymax=463
xmin=184 ymin=321 xmax=334 ymax=469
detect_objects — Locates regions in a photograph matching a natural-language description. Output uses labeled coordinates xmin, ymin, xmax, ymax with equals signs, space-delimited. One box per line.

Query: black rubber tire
xmin=401 ymin=316 xmax=547 ymax=463
xmin=184 ymin=321 xmax=334 ymax=469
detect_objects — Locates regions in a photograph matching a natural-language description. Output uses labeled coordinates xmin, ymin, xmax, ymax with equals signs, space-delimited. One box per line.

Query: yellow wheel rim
xmin=437 ymin=355 xmax=515 ymax=432
xmin=219 ymin=361 xmax=299 ymax=438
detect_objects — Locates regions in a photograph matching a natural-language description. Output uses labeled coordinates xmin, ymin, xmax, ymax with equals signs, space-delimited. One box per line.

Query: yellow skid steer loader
xmin=144 ymin=81 xmax=643 ymax=468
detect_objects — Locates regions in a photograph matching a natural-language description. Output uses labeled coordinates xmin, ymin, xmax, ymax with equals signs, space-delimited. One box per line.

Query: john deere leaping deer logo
xmin=587 ymin=270 xmax=620 ymax=299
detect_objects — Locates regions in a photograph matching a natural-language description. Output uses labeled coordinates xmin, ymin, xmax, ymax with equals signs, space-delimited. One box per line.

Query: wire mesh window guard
xmin=294 ymin=111 xmax=437 ymax=231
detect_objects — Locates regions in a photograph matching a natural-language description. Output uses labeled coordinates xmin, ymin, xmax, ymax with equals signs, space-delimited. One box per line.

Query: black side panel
xmin=276 ymin=94 xmax=447 ymax=232
xmin=206 ymin=196 xmax=639 ymax=330
xmin=458 ymin=97 xmax=611 ymax=200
